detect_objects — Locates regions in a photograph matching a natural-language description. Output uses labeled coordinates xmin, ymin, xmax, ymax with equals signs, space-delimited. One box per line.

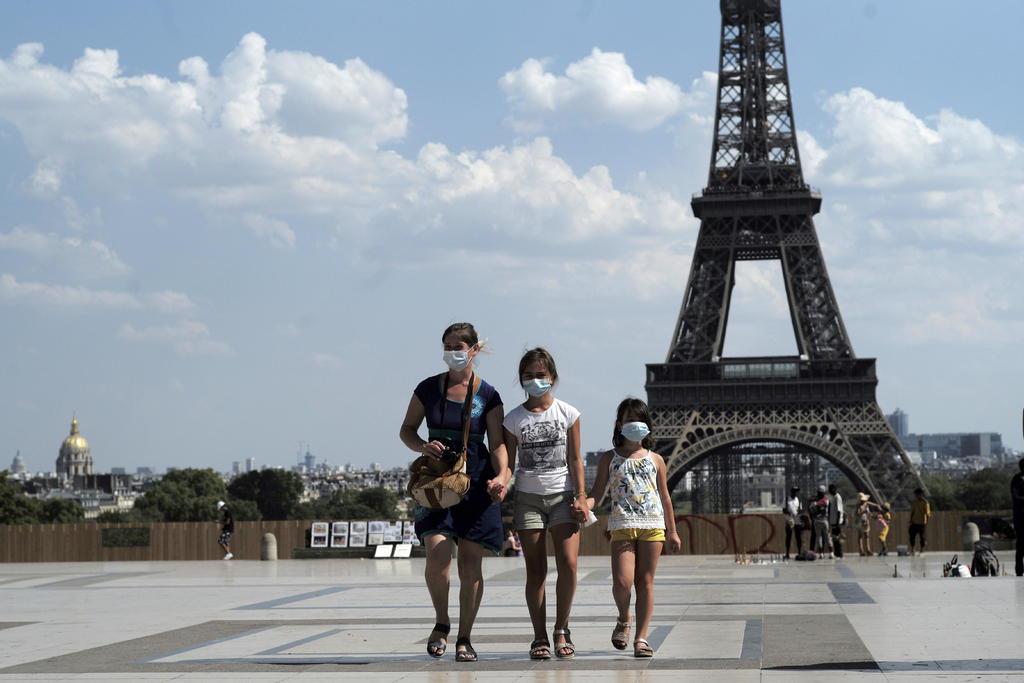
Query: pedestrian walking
xmin=876 ymin=502 xmax=891 ymax=556
xmin=908 ymin=488 xmax=931 ymax=555
xmin=503 ymin=347 xmax=588 ymax=660
xmin=399 ymin=322 xmax=510 ymax=662
xmin=216 ymin=500 xmax=233 ymax=560
xmin=587 ymin=398 xmax=681 ymax=658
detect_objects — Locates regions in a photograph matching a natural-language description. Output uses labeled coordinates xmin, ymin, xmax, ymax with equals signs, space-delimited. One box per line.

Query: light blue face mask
xmin=443 ymin=350 xmax=470 ymax=371
xmin=521 ymin=378 xmax=552 ymax=398
xmin=620 ymin=421 xmax=651 ymax=443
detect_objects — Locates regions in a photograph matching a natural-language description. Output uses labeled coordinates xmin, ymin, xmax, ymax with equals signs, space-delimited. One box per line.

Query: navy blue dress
xmin=412 ymin=373 xmax=504 ymax=554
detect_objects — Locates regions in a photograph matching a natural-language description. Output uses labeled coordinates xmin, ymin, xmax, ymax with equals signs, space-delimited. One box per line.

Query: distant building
xmin=56 ymin=417 xmax=94 ymax=478
xmin=136 ymin=467 xmax=155 ymax=476
xmin=886 ymin=408 xmax=909 ymax=437
xmin=110 ymin=467 xmax=126 ymax=475
xmin=232 ymin=461 xmax=240 ymax=475
xmin=584 ymin=451 xmax=603 ymax=489
xmin=303 ymin=450 xmax=316 ymax=471
xmin=10 ymin=450 xmax=27 ymax=475
xmin=899 ymin=432 xmax=1003 ymax=461
xmin=245 ymin=457 xmax=256 ymax=472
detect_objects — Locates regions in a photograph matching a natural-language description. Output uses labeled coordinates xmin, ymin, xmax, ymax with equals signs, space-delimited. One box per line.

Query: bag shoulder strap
xmin=460 ymin=375 xmax=481 ymax=451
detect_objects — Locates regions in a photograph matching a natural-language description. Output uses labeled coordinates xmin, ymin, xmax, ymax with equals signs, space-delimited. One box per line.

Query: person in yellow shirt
xmin=908 ymin=488 xmax=931 ymax=555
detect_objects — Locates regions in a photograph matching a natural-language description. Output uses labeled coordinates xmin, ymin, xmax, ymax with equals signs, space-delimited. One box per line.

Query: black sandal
xmin=529 ymin=638 xmax=551 ymax=660
xmin=426 ymin=622 xmax=450 ymax=658
xmin=455 ymin=636 xmax=477 ymax=662
xmin=553 ymin=628 xmax=575 ymax=659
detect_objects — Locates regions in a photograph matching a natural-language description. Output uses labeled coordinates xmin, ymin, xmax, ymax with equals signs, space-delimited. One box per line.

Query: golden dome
xmin=60 ymin=418 xmax=90 ymax=453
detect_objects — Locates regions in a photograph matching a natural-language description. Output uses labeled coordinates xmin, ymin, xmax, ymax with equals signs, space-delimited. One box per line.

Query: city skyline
xmin=1 ymin=1 xmax=1022 ymax=474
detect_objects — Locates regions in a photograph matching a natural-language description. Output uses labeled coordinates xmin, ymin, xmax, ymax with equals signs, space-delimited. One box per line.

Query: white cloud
xmin=0 ymin=226 xmax=130 ymax=278
xmin=500 ymin=49 xmax=703 ymax=132
xmin=0 ymin=37 xmax=685 ymax=249
xmin=118 ymin=320 xmax=231 ymax=356
xmin=0 ymin=272 xmax=194 ymax=313
xmin=241 ymin=213 xmax=296 ymax=248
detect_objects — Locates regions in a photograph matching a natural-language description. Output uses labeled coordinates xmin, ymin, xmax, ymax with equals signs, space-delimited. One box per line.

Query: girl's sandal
xmin=611 ymin=619 xmax=631 ymax=650
xmin=633 ymin=638 xmax=654 ymax=658
xmin=426 ymin=622 xmax=450 ymax=658
xmin=552 ymin=628 xmax=575 ymax=659
xmin=529 ymin=639 xmax=551 ymax=660
xmin=455 ymin=637 xmax=477 ymax=663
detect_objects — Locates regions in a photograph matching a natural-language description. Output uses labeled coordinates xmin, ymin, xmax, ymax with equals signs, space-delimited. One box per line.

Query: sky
xmin=1 ymin=1 xmax=1022 ymax=475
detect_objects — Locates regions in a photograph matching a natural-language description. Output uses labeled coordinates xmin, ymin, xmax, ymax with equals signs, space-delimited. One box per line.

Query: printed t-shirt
xmin=503 ymin=398 xmax=580 ymax=495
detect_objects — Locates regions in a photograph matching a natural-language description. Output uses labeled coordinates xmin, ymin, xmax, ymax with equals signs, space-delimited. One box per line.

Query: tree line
xmin=0 ymin=468 xmax=398 ymax=525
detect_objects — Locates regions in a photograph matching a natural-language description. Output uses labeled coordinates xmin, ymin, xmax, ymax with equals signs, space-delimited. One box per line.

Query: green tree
xmin=313 ymin=487 xmax=399 ymax=520
xmin=96 ymin=509 xmax=133 ymax=523
xmin=228 ymin=469 xmax=304 ymax=521
xmin=38 ymin=498 xmax=85 ymax=523
xmin=132 ymin=468 xmax=227 ymax=522
xmin=0 ymin=471 xmax=41 ymax=524
xmin=959 ymin=467 xmax=1012 ymax=511
xmin=922 ymin=475 xmax=963 ymax=511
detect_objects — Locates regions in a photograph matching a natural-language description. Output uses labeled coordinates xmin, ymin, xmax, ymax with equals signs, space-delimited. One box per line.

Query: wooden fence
xmin=0 ymin=511 xmax=1010 ymax=562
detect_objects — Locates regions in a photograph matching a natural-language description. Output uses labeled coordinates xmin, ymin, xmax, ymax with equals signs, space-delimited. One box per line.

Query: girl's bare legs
xmin=518 ymin=529 xmax=549 ymax=643
xmin=550 ymin=523 xmax=580 ymax=655
xmin=423 ymin=534 xmax=453 ymax=647
xmin=611 ymin=539 xmax=636 ymax=625
xmin=634 ymin=540 xmax=664 ymax=642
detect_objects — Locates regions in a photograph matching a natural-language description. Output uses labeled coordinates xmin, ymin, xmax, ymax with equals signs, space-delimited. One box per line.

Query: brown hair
xmin=441 ymin=322 xmax=479 ymax=349
xmin=612 ymin=397 xmax=654 ymax=448
xmin=518 ymin=347 xmax=558 ymax=384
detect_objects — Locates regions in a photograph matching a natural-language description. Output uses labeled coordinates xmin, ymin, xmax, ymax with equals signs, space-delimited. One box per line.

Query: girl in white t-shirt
xmin=502 ymin=347 xmax=588 ymax=660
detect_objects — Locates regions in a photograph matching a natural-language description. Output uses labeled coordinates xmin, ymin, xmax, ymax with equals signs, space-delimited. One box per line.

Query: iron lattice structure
xmin=647 ymin=0 xmax=926 ymax=510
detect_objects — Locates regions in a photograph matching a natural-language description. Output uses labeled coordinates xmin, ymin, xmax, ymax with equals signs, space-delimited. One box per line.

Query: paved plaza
xmin=0 ymin=552 xmax=1022 ymax=682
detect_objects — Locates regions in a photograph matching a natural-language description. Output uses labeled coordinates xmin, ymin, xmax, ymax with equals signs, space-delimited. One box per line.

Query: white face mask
xmin=442 ymin=349 xmax=471 ymax=371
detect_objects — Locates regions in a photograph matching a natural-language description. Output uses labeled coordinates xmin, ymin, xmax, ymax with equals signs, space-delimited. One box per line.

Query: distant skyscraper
xmin=232 ymin=461 xmax=240 ymax=475
xmin=886 ymin=408 xmax=909 ymax=437
xmin=303 ymin=450 xmax=315 ymax=472
xmin=110 ymin=467 xmax=126 ymax=475
xmin=56 ymin=417 xmax=94 ymax=478
xmin=245 ymin=457 xmax=256 ymax=472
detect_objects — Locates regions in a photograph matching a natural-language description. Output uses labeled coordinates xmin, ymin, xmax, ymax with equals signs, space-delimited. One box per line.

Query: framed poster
xmin=367 ymin=520 xmax=386 ymax=546
xmin=384 ymin=521 xmax=402 ymax=543
xmin=402 ymin=520 xmax=420 ymax=545
xmin=349 ymin=521 xmax=367 ymax=547
xmin=310 ymin=522 xmax=329 ymax=548
xmin=330 ymin=521 xmax=349 ymax=548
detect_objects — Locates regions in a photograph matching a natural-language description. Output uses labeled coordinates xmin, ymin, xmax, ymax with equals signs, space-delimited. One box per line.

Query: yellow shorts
xmin=610 ymin=528 xmax=665 ymax=542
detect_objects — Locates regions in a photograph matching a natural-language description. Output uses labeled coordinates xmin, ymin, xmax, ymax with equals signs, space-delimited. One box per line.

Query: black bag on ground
xmin=971 ymin=540 xmax=1000 ymax=576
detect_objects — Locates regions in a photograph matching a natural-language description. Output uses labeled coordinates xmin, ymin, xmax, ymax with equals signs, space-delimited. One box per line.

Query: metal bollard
xmin=962 ymin=522 xmax=979 ymax=551
xmin=260 ymin=532 xmax=278 ymax=561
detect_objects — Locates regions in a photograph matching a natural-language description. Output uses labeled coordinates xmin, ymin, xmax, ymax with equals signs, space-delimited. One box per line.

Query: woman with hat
xmin=854 ymin=492 xmax=880 ymax=556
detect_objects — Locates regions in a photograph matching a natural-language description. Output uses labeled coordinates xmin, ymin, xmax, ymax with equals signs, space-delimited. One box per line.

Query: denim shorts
xmin=514 ymin=490 xmax=579 ymax=530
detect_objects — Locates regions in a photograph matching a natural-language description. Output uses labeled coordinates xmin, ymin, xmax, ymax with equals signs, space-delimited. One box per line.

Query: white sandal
xmin=633 ymin=637 xmax=653 ymax=658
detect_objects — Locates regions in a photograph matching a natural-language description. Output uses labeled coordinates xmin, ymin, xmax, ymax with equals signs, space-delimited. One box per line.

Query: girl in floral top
xmin=587 ymin=398 xmax=681 ymax=659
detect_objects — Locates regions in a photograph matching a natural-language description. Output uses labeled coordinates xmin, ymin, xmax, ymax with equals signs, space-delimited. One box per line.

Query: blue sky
xmin=1 ymin=1 xmax=1022 ymax=474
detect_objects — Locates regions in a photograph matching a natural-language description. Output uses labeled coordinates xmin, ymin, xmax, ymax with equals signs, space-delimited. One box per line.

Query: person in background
xmin=782 ymin=486 xmax=803 ymax=560
xmin=1010 ymin=457 xmax=1024 ymax=576
xmin=828 ymin=483 xmax=845 ymax=559
xmin=875 ymin=502 xmax=892 ymax=557
xmin=854 ymin=493 xmax=879 ymax=556
xmin=908 ymin=487 xmax=932 ymax=555
xmin=216 ymin=500 xmax=233 ymax=560
xmin=810 ymin=488 xmax=832 ymax=558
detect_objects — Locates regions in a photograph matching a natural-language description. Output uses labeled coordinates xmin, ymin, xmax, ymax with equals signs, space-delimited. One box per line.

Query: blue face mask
xmin=620 ymin=421 xmax=650 ymax=443
xmin=521 ymin=379 xmax=552 ymax=398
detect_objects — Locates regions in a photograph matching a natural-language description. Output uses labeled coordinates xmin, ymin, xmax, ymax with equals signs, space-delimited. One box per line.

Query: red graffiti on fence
xmin=675 ymin=514 xmax=778 ymax=554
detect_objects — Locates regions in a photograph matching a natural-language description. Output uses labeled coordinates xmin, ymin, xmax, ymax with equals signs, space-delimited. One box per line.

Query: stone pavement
xmin=0 ymin=552 xmax=1021 ymax=682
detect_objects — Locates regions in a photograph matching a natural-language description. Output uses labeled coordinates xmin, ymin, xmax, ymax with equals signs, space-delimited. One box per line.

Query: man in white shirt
xmin=781 ymin=486 xmax=803 ymax=559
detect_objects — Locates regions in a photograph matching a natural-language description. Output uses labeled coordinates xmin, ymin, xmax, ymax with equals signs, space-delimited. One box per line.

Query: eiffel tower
xmin=646 ymin=0 xmax=926 ymax=510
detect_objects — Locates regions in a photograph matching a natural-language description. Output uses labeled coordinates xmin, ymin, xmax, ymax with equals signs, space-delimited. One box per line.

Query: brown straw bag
xmin=407 ymin=375 xmax=479 ymax=509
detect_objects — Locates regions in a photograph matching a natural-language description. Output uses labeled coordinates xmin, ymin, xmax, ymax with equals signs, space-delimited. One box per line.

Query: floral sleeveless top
xmin=607 ymin=451 xmax=664 ymax=531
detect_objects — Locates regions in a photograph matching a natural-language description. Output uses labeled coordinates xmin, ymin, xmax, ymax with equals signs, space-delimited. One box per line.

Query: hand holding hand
xmin=486 ymin=478 xmax=507 ymax=503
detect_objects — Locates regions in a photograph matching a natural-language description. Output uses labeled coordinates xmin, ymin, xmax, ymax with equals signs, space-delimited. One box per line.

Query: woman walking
xmin=399 ymin=322 xmax=510 ymax=662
